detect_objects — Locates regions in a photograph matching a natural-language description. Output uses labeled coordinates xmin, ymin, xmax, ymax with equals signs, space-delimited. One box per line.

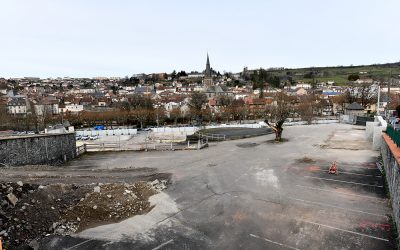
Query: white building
xmin=63 ymin=104 xmax=84 ymax=113
xmin=7 ymin=98 xmax=27 ymax=115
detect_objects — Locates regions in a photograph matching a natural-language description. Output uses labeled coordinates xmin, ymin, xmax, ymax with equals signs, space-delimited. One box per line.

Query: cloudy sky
xmin=0 ymin=0 xmax=399 ymax=77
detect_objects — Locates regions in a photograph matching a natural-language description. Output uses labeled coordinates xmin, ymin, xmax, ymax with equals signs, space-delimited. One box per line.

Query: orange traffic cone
xmin=329 ymin=161 xmax=338 ymax=174
xmin=0 ymin=237 xmax=3 ymax=250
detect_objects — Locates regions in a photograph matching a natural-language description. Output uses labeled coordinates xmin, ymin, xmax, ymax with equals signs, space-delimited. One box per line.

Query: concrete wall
xmin=366 ymin=116 xmax=387 ymax=150
xmin=0 ymin=133 xmax=76 ymax=166
xmin=76 ymin=129 xmax=137 ymax=137
xmin=381 ymin=136 xmax=400 ymax=234
xmin=152 ymin=127 xmax=197 ymax=135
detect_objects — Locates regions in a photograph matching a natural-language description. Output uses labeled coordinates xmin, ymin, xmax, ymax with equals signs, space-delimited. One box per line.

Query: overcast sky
xmin=0 ymin=0 xmax=399 ymax=78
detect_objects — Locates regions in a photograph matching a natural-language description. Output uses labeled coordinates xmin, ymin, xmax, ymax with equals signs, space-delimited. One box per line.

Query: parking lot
xmin=43 ymin=124 xmax=395 ymax=249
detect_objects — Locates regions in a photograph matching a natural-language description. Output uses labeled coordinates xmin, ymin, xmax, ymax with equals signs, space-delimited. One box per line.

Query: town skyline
xmin=1 ymin=0 xmax=399 ymax=78
xmin=1 ymin=57 xmax=400 ymax=79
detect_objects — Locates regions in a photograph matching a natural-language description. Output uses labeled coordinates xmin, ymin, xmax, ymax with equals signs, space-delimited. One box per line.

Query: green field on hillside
xmin=267 ymin=62 xmax=400 ymax=84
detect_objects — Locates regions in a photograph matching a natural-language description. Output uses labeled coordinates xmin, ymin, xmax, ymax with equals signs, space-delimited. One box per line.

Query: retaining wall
xmin=0 ymin=133 xmax=76 ymax=166
xmin=381 ymin=134 xmax=400 ymax=234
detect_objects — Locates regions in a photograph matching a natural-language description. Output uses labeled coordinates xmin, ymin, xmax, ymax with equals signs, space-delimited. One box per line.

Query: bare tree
xmin=217 ymin=95 xmax=234 ymax=122
xmin=347 ymin=83 xmax=377 ymax=107
xmin=296 ymin=94 xmax=322 ymax=124
xmin=265 ymin=92 xmax=294 ymax=141
xmin=0 ymin=103 xmax=11 ymax=130
xmin=331 ymin=93 xmax=349 ymax=114
xmin=217 ymin=95 xmax=234 ymax=107
xmin=229 ymin=99 xmax=246 ymax=123
xmin=169 ymin=107 xmax=182 ymax=125
xmin=188 ymin=92 xmax=208 ymax=124
xmin=189 ymin=92 xmax=208 ymax=111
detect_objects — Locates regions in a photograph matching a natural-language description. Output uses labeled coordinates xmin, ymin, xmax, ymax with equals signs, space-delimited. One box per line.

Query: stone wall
xmin=0 ymin=133 xmax=76 ymax=166
xmin=381 ymin=134 xmax=400 ymax=233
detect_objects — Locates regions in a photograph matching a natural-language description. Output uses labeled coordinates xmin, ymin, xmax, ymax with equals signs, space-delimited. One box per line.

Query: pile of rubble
xmin=0 ymin=179 xmax=168 ymax=249
xmin=63 ymin=181 xmax=160 ymax=231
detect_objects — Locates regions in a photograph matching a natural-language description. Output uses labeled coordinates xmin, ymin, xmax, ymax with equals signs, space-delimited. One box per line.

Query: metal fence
xmin=76 ymin=144 xmax=86 ymax=156
xmin=196 ymin=132 xmax=226 ymax=141
xmin=386 ymin=124 xmax=400 ymax=147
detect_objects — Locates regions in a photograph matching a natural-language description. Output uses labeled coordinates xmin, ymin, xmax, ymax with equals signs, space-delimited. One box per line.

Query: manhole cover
xmin=236 ymin=142 xmax=259 ymax=148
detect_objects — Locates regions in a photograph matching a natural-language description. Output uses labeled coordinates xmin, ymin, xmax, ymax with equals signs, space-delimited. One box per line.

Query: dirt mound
xmin=63 ymin=182 xmax=157 ymax=232
xmin=0 ymin=179 xmax=168 ymax=249
xmin=0 ymin=182 xmax=90 ymax=249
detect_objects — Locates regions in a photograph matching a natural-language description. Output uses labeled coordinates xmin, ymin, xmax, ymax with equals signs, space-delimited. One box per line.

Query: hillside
xmin=266 ymin=62 xmax=400 ymax=85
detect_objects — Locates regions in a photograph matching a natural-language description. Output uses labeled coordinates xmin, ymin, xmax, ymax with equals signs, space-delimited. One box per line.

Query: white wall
xmin=76 ymin=129 xmax=137 ymax=136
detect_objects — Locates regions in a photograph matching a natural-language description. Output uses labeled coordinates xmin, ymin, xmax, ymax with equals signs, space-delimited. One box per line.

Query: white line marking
xmin=304 ymin=176 xmax=383 ymax=188
xmin=336 ymin=165 xmax=377 ymax=170
xmin=288 ymin=197 xmax=387 ymax=218
xmin=336 ymin=171 xmax=381 ymax=178
xmin=152 ymin=239 xmax=173 ymax=250
xmin=295 ymin=185 xmax=386 ymax=202
xmin=250 ymin=234 xmax=300 ymax=250
xmin=307 ymin=169 xmax=381 ymax=178
xmin=300 ymin=220 xmax=389 ymax=242
xmin=66 ymin=239 xmax=93 ymax=250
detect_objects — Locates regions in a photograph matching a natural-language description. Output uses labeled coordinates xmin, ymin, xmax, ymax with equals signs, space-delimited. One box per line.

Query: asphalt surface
xmin=40 ymin=124 xmax=395 ymax=249
xmin=197 ymin=127 xmax=273 ymax=140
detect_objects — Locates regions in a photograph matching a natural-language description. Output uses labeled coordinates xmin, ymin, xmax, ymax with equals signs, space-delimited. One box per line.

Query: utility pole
xmin=377 ymin=85 xmax=380 ymax=115
xmin=387 ymin=71 xmax=392 ymax=116
xmin=156 ymin=107 xmax=159 ymax=127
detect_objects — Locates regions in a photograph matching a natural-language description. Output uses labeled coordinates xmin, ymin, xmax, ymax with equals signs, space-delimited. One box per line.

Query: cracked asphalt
xmin=40 ymin=124 xmax=395 ymax=249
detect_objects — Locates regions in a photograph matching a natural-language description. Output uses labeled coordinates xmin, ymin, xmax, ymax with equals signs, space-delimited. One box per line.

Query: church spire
xmin=204 ymin=53 xmax=214 ymax=87
xmin=205 ymin=53 xmax=211 ymax=77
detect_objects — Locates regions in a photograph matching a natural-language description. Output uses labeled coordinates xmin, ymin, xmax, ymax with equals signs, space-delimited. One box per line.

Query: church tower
xmin=204 ymin=53 xmax=214 ymax=86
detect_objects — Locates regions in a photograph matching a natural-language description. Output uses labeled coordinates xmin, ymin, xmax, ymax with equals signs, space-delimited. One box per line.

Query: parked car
xmin=89 ymin=135 xmax=99 ymax=140
xmin=75 ymin=135 xmax=82 ymax=140
xmin=81 ymin=135 xmax=90 ymax=140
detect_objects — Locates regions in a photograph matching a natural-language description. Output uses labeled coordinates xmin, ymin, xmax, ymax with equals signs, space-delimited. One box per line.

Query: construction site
xmin=0 ymin=123 xmax=397 ymax=249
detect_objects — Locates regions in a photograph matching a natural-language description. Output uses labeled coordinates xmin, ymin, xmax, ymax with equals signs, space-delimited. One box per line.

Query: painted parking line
xmin=66 ymin=239 xmax=93 ymax=250
xmin=335 ymin=171 xmax=381 ymax=178
xmin=299 ymin=220 xmax=389 ymax=242
xmin=304 ymin=176 xmax=383 ymax=188
xmin=295 ymin=185 xmax=386 ymax=202
xmin=152 ymin=239 xmax=173 ymax=250
xmin=288 ymin=197 xmax=387 ymax=218
xmin=335 ymin=165 xmax=378 ymax=170
xmin=305 ymin=169 xmax=381 ymax=178
xmin=249 ymin=234 xmax=300 ymax=250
